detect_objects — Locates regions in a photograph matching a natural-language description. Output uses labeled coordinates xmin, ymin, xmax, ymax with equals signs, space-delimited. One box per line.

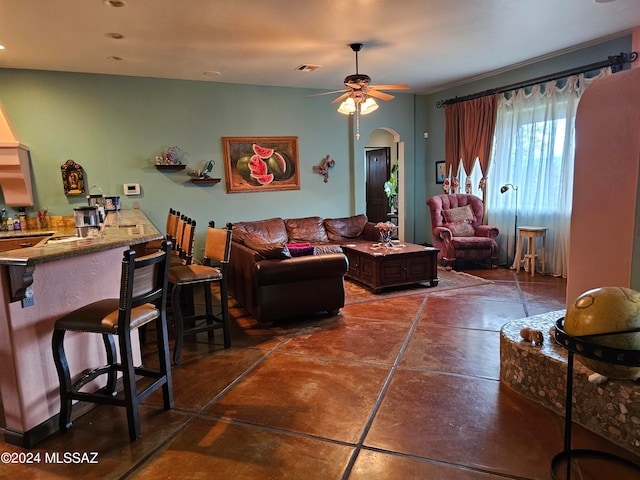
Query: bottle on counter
xmin=6 ymin=217 xmax=13 ymax=230
xmin=18 ymin=208 xmax=27 ymax=231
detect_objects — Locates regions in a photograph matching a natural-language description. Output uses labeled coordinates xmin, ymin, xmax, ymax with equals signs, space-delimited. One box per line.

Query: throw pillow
xmin=446 ymin=221 xmax=475 ymax=237
xmin=442 ymin=205 xmax=474 ymax=224
xmin=287 ymin=245 xmax=316 ymax=257
xmin=243 ymin=233 xmax=291 ymax=259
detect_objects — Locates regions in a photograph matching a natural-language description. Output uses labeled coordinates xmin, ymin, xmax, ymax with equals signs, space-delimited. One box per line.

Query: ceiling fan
xmin=310 ymin=43 xmax=410 ymax=138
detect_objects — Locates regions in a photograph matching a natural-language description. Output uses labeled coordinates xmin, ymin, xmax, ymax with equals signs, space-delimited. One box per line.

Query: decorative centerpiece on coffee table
xmin=376 ymin=221 xmax=397 ymax=248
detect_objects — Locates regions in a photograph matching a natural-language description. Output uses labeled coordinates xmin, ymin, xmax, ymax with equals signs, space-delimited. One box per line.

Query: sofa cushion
xmin=285 ymin=217 xmax=329 ymax=243
xmin=314 ymin=244 xmax=344 ymax=255
xmin=234 ymin=218 xmax=288 ymax=244
xmin=243 ymin=233 xmax=291 ymax=259
xmin=324 ymin=214 xmax=367 ymax=241
xmin=442 ymin=205 xmax=475 ymax=224
xmin=452 ymin=236 xmax=496 ymax=250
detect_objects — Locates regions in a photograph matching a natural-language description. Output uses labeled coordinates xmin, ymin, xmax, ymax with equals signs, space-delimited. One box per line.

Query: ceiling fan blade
xmin=370 ymin=84 xmax=410 ymax=90
xmin=306 ymin=89 xmax=349 ymax=98
xmin=367 ymin=89 xmax=395 ymax=101
xmin=331 ymin=92 xmax=352 ymax=104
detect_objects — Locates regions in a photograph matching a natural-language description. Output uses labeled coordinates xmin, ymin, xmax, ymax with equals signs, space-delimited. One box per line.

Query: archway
xmin=364 ymin=128 xmax=405 ymax=241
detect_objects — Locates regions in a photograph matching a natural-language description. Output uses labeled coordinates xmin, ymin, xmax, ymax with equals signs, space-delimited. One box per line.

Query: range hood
xmin=0 ymin=103 xmax=33 ymax=207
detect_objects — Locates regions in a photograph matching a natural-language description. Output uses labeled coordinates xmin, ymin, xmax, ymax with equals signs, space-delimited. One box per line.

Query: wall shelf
xmin=155 ymin=164 xmax=186 ymax=171
xmin=190 ymin=178 xmax=221 ymax=185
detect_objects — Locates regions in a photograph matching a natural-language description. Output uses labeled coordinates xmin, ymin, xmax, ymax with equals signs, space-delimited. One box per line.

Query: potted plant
xmin=384 ymin=163 xmax=399 ymax=212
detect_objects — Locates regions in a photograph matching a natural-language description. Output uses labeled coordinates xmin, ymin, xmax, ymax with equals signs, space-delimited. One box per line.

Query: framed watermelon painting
xmin=222 ymin=136 xmax=300 ymax=193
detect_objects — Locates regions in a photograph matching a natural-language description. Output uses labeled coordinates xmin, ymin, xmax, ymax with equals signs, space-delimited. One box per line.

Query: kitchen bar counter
xmin=0 ymin=210 xmax=162 ymax=304
xmin=0 ymin=209 xmax=161 ymax=266
xmin=0 ymin=209 xmax=163 ymax=448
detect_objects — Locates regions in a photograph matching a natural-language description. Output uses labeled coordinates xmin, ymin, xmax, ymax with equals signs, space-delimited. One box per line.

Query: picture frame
xmin=435 ymin=161 xmax=447 ymax=184
xmin=222 ymin=136 xmax=300 ymax=193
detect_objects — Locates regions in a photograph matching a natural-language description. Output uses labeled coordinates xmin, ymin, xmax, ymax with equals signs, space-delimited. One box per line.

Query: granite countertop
xmin=0 ymin=228 xmax=60 ymax=239
xmin=0 ymin=210 xmax=162 ymax=267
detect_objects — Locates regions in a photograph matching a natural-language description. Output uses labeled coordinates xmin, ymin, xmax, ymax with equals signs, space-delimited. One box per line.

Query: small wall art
xmin=435 ymin=161 xmax=446 ymax=184
xmin=60 ymin=159 xmax=85 ymax=195
xmin=222 ymin=136 xmax=299 ymax=193
xmin=313 ymin=155 xmax=335 ymax=183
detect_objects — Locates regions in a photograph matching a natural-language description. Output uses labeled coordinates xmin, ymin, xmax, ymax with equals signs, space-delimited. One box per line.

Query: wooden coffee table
xmin=342 ymin=242 xmax=439 ymax=293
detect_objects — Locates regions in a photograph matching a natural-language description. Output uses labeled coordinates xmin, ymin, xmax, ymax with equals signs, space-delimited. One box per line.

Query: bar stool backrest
xmin=174 ymin=216 xmax=187 ymax=251
xmin=166 ymin=210 xmax=180 ymax=242
xmin=120 ymin=242 xmax=171 ymax=331
xmin=180 ymin=219 xmax=196 ymax=265
xmin=203 ymin=222 xmax=233 ymax=265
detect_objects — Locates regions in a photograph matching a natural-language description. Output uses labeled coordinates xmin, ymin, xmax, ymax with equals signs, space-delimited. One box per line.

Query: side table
xmin=513 ymin=226 xmax=547 ymax=276
xmin=552 ymin=318 xmax=640 ymax=479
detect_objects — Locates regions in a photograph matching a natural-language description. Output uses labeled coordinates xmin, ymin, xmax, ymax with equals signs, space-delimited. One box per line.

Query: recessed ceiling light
xmin=103 ymin=0 xmax=127 ymax=7
xmin=107 ymin=56 xmax=123 ymax=61
xmin=0 ymin=45 xmax=5 ymax=50
xmin=105 ymin=32 xmax=124 ymax=40
xmin=203 ymin=71 xmax=222 ymax=77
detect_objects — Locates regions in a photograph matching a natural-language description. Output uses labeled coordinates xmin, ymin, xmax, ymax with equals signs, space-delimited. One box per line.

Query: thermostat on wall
xmin=123 ymin=183 xmax=140 ymax=196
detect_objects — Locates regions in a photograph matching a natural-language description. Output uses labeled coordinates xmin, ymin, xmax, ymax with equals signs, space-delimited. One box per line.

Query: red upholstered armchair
xmin=427 ymin=194 xmax=499 ymax=270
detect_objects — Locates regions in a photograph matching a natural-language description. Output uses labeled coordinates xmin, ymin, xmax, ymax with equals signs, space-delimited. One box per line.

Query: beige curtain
xmin=444 ymin=95 xmax=498 ymax=199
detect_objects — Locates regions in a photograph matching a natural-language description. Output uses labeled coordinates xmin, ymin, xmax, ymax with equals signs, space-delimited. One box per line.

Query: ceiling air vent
xmin=295 ymin=64 xmax=322 ymax=72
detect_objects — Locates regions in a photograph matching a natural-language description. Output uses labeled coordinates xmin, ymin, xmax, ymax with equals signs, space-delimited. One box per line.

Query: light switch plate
xmin=123 ymin=183 xmax=140 ymax=196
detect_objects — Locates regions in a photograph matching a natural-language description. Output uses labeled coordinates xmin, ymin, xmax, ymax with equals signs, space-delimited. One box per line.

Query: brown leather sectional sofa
xmin=229 ymin=214 xmax=379 ymax=323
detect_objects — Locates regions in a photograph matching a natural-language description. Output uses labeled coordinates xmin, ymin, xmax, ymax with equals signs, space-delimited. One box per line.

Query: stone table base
xmin=500 ymin=310 xmax=640 ymax=455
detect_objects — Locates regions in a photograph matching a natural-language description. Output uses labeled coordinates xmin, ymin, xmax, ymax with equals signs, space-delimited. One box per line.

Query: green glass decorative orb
xmin=565 ymin=287 xmax=640 ymax=380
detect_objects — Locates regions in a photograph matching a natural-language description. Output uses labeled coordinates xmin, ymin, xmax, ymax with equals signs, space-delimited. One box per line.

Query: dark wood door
xmin=366 ymin=147 xmax=390 ymax=223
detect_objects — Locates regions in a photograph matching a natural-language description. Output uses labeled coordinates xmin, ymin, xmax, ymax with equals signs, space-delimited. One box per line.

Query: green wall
xmin=0 ymin=70 xmax=414 ymax=257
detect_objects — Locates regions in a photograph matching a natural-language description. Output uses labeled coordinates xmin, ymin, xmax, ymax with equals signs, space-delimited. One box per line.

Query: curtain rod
xmin=436 ymin=51 xmax=638 ymax=108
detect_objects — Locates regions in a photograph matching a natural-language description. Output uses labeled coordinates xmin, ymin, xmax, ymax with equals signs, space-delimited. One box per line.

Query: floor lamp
xmin=500 ymin=184 xmax=518 ymax=266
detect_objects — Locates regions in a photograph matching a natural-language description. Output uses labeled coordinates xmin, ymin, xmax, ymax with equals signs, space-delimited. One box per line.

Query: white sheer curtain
xmin=482 ymin=69 xmax=611 ymax=277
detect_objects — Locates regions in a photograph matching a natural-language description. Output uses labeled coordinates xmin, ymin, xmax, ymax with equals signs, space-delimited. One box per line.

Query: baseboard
xmin=2 ymin=402 xmax=97 ymax=449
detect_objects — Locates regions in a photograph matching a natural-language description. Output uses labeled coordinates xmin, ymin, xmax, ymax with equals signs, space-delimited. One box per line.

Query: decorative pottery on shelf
xmin=188 ymin=160 xmax=218 ymax=185
xmin=155 ymin=146 xmax=185 ymax=169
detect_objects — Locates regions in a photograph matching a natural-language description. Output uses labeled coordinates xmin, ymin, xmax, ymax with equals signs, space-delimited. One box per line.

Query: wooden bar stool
xmin=168 ymin=222 xmax=233 ymax=364
xmin=145 ymin=208 xmax=180 ymax=255
xmin=513 ymin=226 xmax=547 ymax=277
xmin=51 ymin=241 xmax=173 ymax=441
xmin=169 ymin=215 xmax=192 ymax=266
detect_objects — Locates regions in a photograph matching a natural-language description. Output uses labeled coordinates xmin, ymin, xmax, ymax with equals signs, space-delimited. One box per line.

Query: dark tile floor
xmin=2 ymin=266 xmax=640 ymax=479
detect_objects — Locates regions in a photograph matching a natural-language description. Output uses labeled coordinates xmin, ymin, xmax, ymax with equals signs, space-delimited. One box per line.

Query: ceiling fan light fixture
xmin=337 ymin=97 xmax=356 ymax=115
xmin=359 ymin=97 xmax=378 ymax=115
